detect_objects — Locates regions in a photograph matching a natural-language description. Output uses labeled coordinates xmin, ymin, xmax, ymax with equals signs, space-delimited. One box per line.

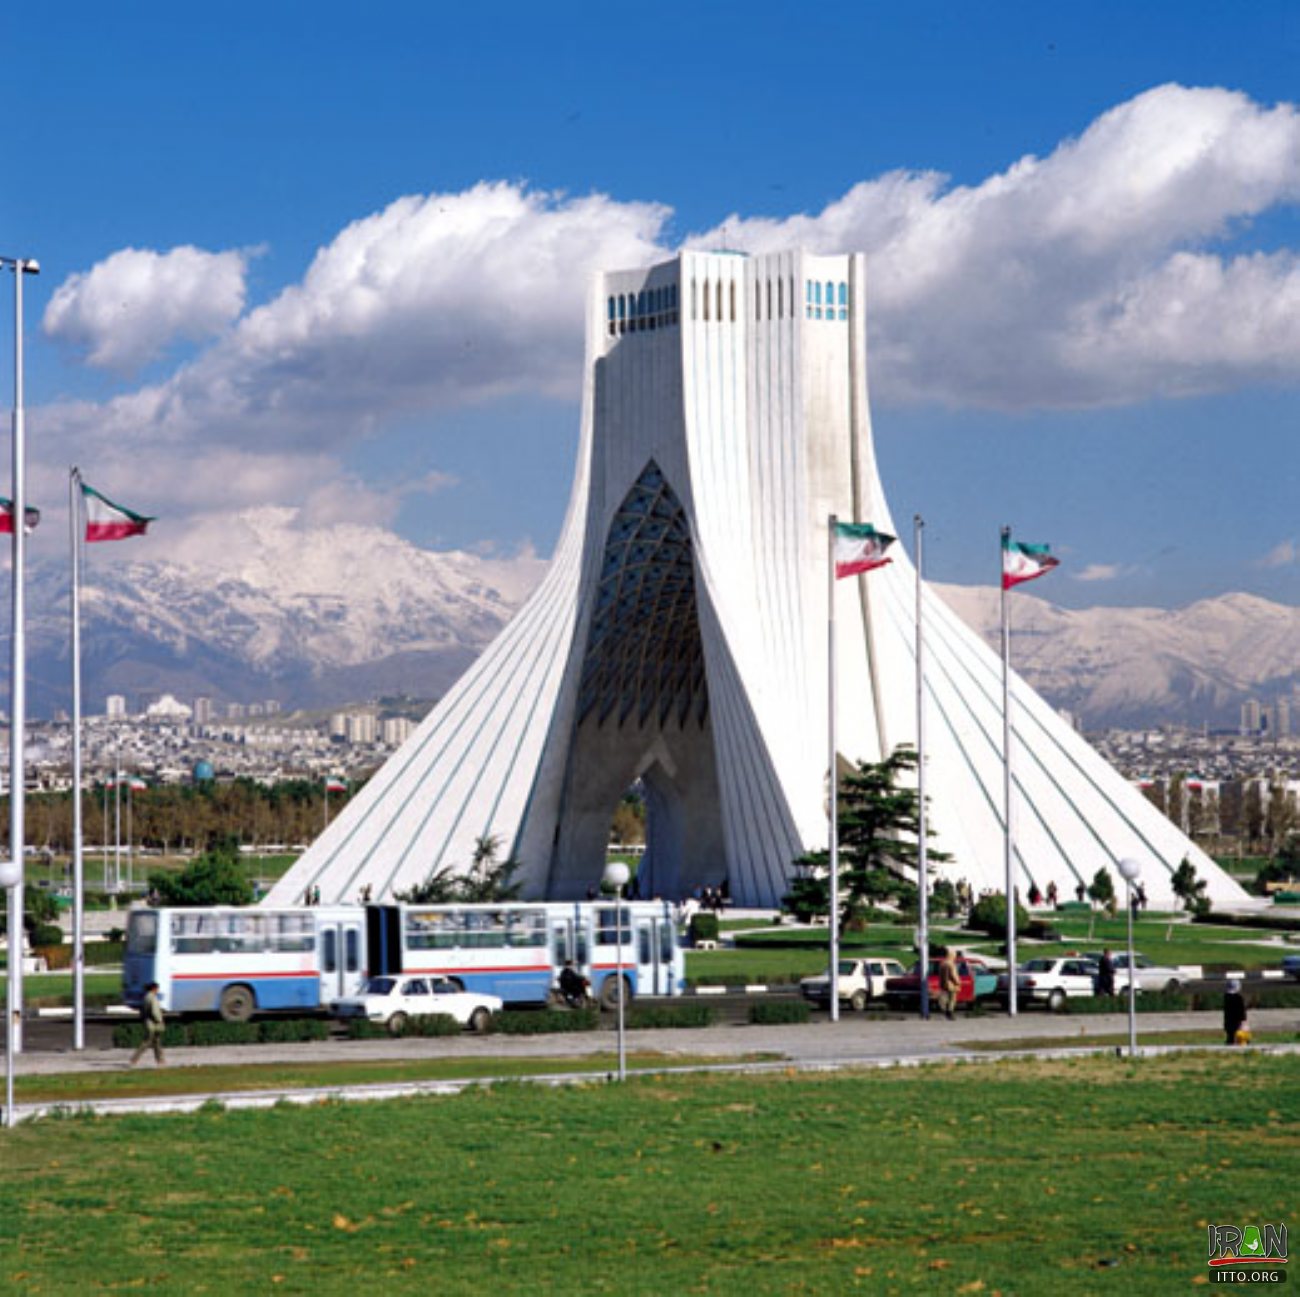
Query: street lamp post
xmin=1 ymin=854 xmax=19 ymax=1129
xmin=1116 ymin=857 xmax=1142 ymax=1061
xmin=3 ymin=256 xmax=37 ymax=1095
xmin=602 ymin=861 xmax=630 ymax=1082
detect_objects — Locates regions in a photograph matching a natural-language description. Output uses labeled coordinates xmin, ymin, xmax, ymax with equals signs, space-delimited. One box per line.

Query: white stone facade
xmin=268 ymin=249 xmax=1250 ymax=911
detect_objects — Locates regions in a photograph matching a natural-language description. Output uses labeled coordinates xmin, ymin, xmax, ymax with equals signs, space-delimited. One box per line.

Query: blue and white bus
xmin=396 ymin=900 xmax=683 ymax=1007
xmin=124 ymin=899 xmax=684 ymax=1020
xmin=123 ymin=905 xmax=366 ymax=1021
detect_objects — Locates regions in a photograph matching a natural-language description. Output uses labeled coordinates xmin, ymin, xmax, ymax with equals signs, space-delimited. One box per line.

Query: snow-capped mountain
xmin=934 ymin=584 xmax=1300 ymax=728
xmin=6 ymin=509 xmax=1296 ymax=729
xmin=15 ymin=509 xmax=550 ymax=715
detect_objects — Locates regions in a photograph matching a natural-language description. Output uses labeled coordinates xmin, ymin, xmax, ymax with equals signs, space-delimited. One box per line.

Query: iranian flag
xmin=82 ymin=482 xmax=154 ymax=542
xmin=0 ymin=497 xmax=40 ymax=534
xmin=1002 ymin=537 xmax=1059 ymax=590
xmin=324 ymin=777 xmax=347 ymax=793
xmin=128 ymin=777 xmax=148 ymax=792
xmin=834 ymin=521 xmax=895 ymax=579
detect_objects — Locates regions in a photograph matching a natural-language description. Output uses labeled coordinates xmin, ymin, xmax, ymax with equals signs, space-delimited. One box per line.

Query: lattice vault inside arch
xmin=577 ymin=461 xmax=708 ymax=731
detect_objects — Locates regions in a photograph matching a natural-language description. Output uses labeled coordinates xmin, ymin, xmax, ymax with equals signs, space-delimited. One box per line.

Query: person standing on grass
xmin=938 ymin=949 xmax=961 ymax=1021
xmin=1223 ymin=979 xmax=1248 ymax=1046
xmin=130 ymin=981 xmax=167 ymax=1067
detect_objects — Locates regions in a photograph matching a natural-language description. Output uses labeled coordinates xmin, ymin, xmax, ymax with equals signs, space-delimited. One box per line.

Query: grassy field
xmin=686 ymin=914 xmax=1294 ymax=986
xmin=2 ymin=1052 xmax=1295 ymax=1293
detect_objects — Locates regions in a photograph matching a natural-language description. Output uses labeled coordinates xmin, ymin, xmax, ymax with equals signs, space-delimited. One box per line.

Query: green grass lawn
xmin=2 ymin=1052 xmax=1295 ymax=1293
xmin=14 ymin=1051 xmax=776 ymax=1107
xmin=687 ymin=915 xmax=1293 ymax=986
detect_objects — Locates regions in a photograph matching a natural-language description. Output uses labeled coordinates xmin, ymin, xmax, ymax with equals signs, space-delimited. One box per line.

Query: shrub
xmin=389 ymin=1014 xmax=463 ymax=1038
xmin=30 ymin=922 xmax=64 ymax=948
xmin=186 ymin=1020 xmax=259 ymax=1046
xmin=688 ymin=913 xmax=720 ymax=946
xmin=258 ymin=1017 xmax=332 ymax=1043
xmin=488 ymin=1008 xmax=600 ymax=1034
xmin=969 ymin=893 xmax=1029 ymax=939
xmin=86 ymin=942 xmax=125 ymax=967
xmin=749 ymin=1000 xmax=811 ymax=1025
xmin=627 ymin=1002 xmax=713 ymax=1030
xmin=346 ymin=1018 xmax=386 ymax=1040
xmin=35 ymin=943 xmax=72 ymax=970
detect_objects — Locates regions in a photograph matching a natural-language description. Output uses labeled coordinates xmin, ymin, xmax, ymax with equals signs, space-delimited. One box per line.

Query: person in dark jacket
xmin=1097 ymin=949 xmax=1116 ymax=998
xmin=1223 ymin=978 xmax=1248 ymax=1045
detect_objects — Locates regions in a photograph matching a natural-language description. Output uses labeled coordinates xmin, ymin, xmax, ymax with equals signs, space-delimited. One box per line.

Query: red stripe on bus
xmin=406 ymin=965 xmax=551 ymax=976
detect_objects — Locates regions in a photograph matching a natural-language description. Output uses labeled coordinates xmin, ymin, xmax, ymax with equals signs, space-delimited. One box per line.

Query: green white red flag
xmin=325 ymin=777 xmax=347 ymax=793
xmin=81 ymin=482 xmax=154 ymax=542
xmin=1002 ymin=537 xmax=1059 ymax=590
xmin=0 ymin=496 xmax=40 ymax=534
xmin=834 ymin=521 xmax=895 ymax=579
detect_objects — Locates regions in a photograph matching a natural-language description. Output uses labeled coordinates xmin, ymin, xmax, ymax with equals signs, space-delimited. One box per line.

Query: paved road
xmin=10 ymin=1004 xmax=1298 ymax=1077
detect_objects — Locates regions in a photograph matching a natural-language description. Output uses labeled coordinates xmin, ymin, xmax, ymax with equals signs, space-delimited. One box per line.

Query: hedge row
xmin=346 ymin=1014 xmax=464 ymax=1039
xmin=627 ymin=1002 xmax=714 ymax=1030
xmin=112 ymin=1017 xmax=331 ymax=1049
xmin=1193 ymin=910 xmax=1300 ymax=933
xmin=1063 ymin=984 xmax=1300 ymax=1015
xmin=749 ymin=1000 xmax=812 ymax=1025
xmin=490 ymin=1008 xmax=601 ymax=1034
xmin=31 ymin=941 xmax=125 ymax=971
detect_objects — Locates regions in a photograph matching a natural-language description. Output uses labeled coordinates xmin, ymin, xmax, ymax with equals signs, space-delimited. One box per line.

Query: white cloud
xmin=697 ymin=83 xmax=1300 ymax=406
xmin=43 ymin=245 xmax=251 ymax=374
xmin=30 ymin=85 xmax=1300 ymax=541
xmin=1258 ymin=539 xmax=1297 ymax=568
xmin=1074 ymin=563 xmax=1127 ymax=583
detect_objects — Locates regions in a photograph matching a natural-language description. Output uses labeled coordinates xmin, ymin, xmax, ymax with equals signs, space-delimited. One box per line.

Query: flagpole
xmin=70 ymin=468 xmax=86 ymax=1049
xmin=1001 ymin=525 xmax=1018 ymax=1016
xmin=915 ymin=515 xmax=930 ymax=1020
xmin=6 ymin=257 xmax=37 ymax=1087
xmin=827 ymin=513 xmax=840 ymax=1023
xmin=113 ymin=733 xmax=122 ymax=894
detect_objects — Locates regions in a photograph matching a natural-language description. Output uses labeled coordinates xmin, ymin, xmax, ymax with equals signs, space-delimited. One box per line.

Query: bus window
xmin=322 ymin=928 xmax=338 ymax=974
xmin=126 ymin=911 xmax=157 ymax=956
xmin=660 ymin=922 xmax=674 ymax=964
xmin=345 ymin=928 xmax=360 ymax=972
xmin=638 ymin=927 xmax=652 ymax=964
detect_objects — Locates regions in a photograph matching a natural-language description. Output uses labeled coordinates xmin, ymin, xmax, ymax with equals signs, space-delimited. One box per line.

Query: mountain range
xmin=6 ymin=509 xmax=1296 ymax=730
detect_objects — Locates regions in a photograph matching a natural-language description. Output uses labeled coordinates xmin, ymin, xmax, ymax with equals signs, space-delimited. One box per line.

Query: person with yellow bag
xmin=1223 ymin=978 xmax=1249 ymax=1046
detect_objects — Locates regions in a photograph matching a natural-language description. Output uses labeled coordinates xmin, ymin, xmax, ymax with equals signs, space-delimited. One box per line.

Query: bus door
xmin=318 ymin=915 xmax=365 ymax=1003
xmin=550 ymin=914 xmax=591 ymax=986
xmin=635 ymin=917 xmax=660 ymax=996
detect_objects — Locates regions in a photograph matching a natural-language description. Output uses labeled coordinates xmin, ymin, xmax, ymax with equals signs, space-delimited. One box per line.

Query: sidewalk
xmin=8 ymin=1005 xmax=1297 ymax=1085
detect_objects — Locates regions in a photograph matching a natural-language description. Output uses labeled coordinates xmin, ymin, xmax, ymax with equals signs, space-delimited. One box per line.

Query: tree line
xmin=0 ymin=777 xmax=363 ymax=857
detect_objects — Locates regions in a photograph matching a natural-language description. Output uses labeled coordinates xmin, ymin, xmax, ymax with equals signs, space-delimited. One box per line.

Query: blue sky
xmin=2 ymin=0 xmax=1297 ymax=608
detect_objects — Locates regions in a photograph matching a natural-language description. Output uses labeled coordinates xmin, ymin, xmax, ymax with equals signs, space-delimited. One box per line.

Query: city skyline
xmin=0 ymin=3 xmax=1296 ymax=612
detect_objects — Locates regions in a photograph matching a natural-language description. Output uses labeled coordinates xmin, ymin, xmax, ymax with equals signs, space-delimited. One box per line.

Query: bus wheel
xmin=219 ymin=985 xmax=255 ymax=1023
xmin=600 ymin=975 xmax=631 ymax=1011
xmin=387 ymin=1012 xmax=408 ymax=1037
xmin=469 ymin=1007 xmax=492 ymax=1034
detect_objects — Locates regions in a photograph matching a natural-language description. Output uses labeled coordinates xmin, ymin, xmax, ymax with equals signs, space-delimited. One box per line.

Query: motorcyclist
xmin=558 ymin=960 xmax=590 ymax=1008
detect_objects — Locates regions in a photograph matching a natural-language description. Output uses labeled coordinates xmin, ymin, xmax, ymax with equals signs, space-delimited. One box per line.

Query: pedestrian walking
xmin=130 ymin=981 xmax=167 ymax=1067
xmin=1223 ymin=978 xmax=1248 ymax=1046
xmin=938 ymin=949 xmax=961 ymax=1021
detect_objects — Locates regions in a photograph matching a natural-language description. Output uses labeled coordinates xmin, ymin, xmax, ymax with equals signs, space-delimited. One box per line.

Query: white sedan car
xmin=1103 ymin=952 xmax=1185 ymax=994
xmin=330 ymin=975 xmax=502 ymax=1035
xmin=997 ymin=956 xmax=1099 ymax=1011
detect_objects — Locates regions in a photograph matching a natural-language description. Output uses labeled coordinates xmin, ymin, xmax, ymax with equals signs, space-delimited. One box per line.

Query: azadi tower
xmin=269 ymin=249 xmax=1249 ymax=911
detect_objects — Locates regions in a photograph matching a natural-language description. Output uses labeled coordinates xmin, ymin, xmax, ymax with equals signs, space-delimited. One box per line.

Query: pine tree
xmin=784 ymin=746 xmax=949 ymax=928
